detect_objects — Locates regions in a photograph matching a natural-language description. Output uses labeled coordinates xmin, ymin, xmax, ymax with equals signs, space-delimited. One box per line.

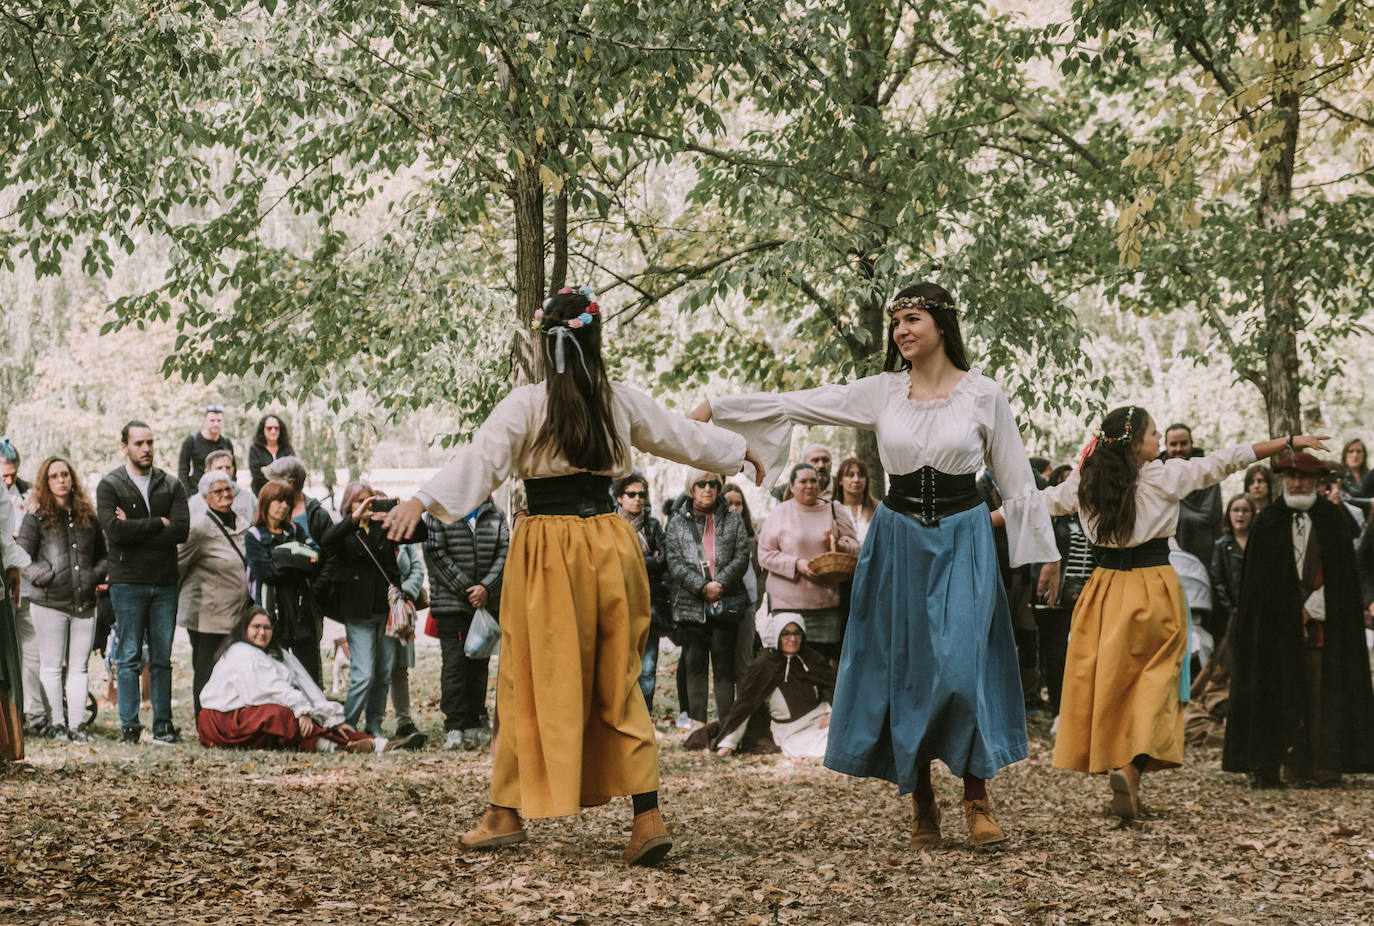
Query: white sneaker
xmin=444 ymin=730 xmax=465 ymax=750
xmin=675 ymin=712 xmax=691 ymax=731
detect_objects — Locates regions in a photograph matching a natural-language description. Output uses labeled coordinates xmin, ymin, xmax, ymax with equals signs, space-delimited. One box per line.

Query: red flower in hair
xmin=587 ymin=303 xmax=600 ymax=315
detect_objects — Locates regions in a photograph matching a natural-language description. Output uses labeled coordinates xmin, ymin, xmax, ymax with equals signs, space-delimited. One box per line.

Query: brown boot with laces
xmin=621 ymin=809 xmax=672 ymax=866
xmin=461 ymin=806 xmax=527 ymax=849
xmin=963 ymin=798 xmax=1007 ymax=847
xmin=911 ymin=795 xmax=942 ymax=848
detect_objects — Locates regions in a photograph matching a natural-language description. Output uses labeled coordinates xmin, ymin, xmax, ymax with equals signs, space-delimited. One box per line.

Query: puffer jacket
xmin=18 ymin=509 xmax=108 ymax=613
xmin=665 ymin=497 xmax=751 ymax=626
xmin=421 ymin=501 xmax=509 ymax=617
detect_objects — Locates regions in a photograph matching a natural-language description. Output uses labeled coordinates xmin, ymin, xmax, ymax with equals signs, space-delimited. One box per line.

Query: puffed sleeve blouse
xmin=417 ymin=382 xmax=749 ymax=524
xmin=1042 ymin=443 xmax=1257 ymax=548
xmin=710 ymin=368 xmax=1058 ymax=567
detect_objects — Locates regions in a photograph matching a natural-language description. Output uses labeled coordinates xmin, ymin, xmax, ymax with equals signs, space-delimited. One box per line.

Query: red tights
xmin=914 ymin=761 xmax=986 ymax=802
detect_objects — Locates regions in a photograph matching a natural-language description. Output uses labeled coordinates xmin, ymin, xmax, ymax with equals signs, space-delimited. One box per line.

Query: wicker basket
xmin=809 ymin=537 xmax=857 ymax=585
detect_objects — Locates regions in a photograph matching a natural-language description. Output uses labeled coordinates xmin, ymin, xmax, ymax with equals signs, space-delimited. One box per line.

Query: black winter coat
xmin=1223 ymin=499 xmax=1374 ymax=774
xmin=710 ymin=644 xmax=836 ymax=750
xmin=320 ymin=515 xmax=428 ymax=624
xmin=245 ymin=523 xmax=321 ymax=642
xmin=18 ymin=510 xmax=108 ymax=612
xmin=248 ymin=442 xmax=296 ymax=496
xmin=96 ymin=466 xmax=191 ymax=585
xmin=421 ymin=502 xmax=509 ymax=617
xmin=1209 ymin=534 xmax=1246 ymax=638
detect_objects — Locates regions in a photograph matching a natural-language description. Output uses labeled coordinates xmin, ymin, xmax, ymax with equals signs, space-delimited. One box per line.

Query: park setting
xmin=2 ymin=0 xmax=1374 ymax=922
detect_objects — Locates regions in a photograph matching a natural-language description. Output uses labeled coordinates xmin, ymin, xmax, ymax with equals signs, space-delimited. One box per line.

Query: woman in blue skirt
xmin=693 ymin=282 xmax=1057 ymax=847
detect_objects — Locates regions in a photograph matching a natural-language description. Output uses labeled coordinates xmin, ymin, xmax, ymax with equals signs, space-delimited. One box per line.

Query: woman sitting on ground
xmin=197 ymin=606 xmax=423 ymax=753
xmin=712 ymin=612 xmax=835 ymax=759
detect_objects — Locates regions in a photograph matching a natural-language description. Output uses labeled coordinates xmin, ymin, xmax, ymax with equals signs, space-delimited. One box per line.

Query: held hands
xmin=382 ymin=497 xmax=427 ymax=542
xmin=703 ymin=580 xmax=724 ymax=602
xmin=1037 ymin=561 xmax=1062 ymax=607
xmin=685 ymin=399 xmax=765 ymax=487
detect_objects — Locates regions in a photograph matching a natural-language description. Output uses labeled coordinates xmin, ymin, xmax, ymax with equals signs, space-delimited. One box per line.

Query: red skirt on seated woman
xmin=197 ymin=704 xmax=371 ymax=752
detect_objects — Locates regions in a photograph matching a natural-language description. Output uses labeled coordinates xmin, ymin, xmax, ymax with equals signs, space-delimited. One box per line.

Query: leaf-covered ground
xmin=3 ymin=644 xmax=1371 ymax=925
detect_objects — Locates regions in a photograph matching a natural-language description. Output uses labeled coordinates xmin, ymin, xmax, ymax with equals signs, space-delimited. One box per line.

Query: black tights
xmin=914 ymin=761 xmax=986 ymax=802
xmin=495 ymin=790 xmax=659 ymax=817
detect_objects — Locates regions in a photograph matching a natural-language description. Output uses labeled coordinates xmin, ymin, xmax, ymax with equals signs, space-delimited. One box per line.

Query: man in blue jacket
xmin=96 ymin=421 xmax=190 ymax=745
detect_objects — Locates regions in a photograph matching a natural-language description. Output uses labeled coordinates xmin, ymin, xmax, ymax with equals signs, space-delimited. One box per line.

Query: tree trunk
xmin=855 ymin=292 xmax=887 ymax=497
xmin=510 ymin=162 xmax=545 ymax=386
xmin=548 ymin=187 xmax=568 ymax=293
xmin=1256 ymin=0 xmax=1303 ymax=436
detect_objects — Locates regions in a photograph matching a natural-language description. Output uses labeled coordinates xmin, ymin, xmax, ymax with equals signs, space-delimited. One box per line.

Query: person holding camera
xmin=320 ymin=482 xmax=427 ymax=736
xmin=665 ymin=469 xmax=753 ymax=731
xmin=756 ymin=463 xmax=860 ymax=663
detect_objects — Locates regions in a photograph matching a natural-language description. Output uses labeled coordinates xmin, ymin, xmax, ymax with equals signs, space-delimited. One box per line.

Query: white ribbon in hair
xmin=546 ymin=325 xmax=591 ymax=379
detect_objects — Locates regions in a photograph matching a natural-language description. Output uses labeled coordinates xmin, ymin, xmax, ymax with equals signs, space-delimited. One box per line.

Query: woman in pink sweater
xmin=758 ymin=463 xmax=860 ymax=661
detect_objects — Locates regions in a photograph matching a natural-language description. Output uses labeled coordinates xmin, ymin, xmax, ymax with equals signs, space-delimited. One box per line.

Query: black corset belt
xmin=882 ymin=467 xmax=981 ymax=527
xmin=524 ymin=473 xmax=615 ymax=517
xmin=1089 ymin=537 xmax=1171 ymax=571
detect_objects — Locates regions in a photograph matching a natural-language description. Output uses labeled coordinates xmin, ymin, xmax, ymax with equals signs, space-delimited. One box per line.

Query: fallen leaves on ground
xmin=4 ymin=724 xmax=1372 ymax=925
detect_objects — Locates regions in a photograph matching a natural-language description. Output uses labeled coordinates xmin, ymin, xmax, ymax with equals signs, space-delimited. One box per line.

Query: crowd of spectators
xmin=3 ymin=413 xmax=1371 ymax=766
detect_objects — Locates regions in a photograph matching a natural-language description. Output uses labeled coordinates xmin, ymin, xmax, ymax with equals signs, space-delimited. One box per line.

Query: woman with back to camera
xmin=1042 ymin=410 xmax=1325 ymax=819
xmin=695 ymin=281 xmax=1057 ymax=848
xmin=380 ymin=286 xmax=762 ymax=866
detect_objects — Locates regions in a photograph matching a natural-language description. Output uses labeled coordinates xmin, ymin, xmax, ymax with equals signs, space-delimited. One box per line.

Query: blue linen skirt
xmin=823 ymin=503 xmax=1028 ymax=791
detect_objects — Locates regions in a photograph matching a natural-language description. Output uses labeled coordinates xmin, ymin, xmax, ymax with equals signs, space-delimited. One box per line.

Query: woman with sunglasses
xmin=693 ymin=281 xmax=1058 ymax=848
xmin=380 ymin=286 xmax=762 ymax=866
xmin=614 ymin=474 xmax=671 ymax=713
xmin=249 ymin=413 xmax=295 ymax=495
xmin=665 ymin=470 xmax=753 ymax=731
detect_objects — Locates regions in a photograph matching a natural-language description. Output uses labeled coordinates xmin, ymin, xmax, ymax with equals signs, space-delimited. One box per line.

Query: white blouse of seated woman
xmin=197 ymin=608 xmax=422 ymax=754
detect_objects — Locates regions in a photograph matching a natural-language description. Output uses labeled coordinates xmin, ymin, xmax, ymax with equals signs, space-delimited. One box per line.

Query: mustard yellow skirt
xmin=1052 ymin=564 xmax=1187 ymax=773
xmin=490 ymin=513 xmax=659 ymax=818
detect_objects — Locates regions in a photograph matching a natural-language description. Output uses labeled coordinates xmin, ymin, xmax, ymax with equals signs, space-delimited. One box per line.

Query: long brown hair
xmin=881 ymin=282 xmax=971 ymax=373
xmin=1078 ymin=406 xmax=1150 ymax=547
xmin=1340 ymin=438 xmax=1368 ymax=482
xmin=529 ymin=289 xmax=624 ymax=472
xmin=836 ymin=456 xmax=878 ymax=519
xmin=253 ymin=479 xmax=296 ymax=530
xmin=32 ymin=456 xmax=97 ymax=531
xmin=339 ymin=481 xmax=376 ymax=519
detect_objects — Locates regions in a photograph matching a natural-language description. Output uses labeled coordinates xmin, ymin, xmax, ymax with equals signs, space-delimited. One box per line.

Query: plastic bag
xmin=464 ymin=607 xmax=500 ymax=659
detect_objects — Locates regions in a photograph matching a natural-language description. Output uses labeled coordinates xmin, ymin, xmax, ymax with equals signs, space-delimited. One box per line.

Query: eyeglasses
xmin=779 ymin=629 xmax=803 ymax=638
xmin=264 ymin=425 xmax=280 ymax=431
xmin=207 ymin=487 xmax=234 ymax=496
xmin=622 ymin=490 xmax=646 ymax=499
xmin=694 ymin=480 xmax=721 ymax=490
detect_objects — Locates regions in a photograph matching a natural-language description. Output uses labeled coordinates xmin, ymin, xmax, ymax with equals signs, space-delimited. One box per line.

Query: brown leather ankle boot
xmin=1108 ymin=764 xmax=1141 ymax=820
xmin=621 ymin=809 xmax=672 ymax=866
xmin=912 ymin=795 xmax=942 ymax=848
xmin=461 ymin=806 xmax=527 ymax=848
xmin=963 ymin=798 xmax=1007 ymax=847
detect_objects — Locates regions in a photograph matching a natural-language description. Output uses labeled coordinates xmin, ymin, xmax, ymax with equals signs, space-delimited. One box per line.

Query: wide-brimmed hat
xmin=1271 ymin=451 xmax=1328 ymax=475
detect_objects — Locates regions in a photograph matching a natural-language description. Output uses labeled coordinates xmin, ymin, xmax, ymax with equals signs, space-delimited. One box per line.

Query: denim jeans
xmin=343 ymin=617 xmax=392 ymax=735
xmin=639 ymin=633 xmax=660 ymax=713
xmin=110 ymin=583 xmax=178 ymax=735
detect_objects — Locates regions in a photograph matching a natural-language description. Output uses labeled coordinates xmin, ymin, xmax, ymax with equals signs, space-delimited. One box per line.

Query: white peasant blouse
xmin=710 ymin=368 xmax=1058 ymax=567
xmin=199 ymin=642 xmax=346 ymax=727
xmin=416 ymin=382 xmax=749 ymax=523
xmin=1041 ymin=443 xmax=1257 ymax=548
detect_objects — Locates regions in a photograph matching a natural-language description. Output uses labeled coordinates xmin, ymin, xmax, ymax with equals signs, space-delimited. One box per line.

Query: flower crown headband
xmin=534 ymin=285 xmax=601 ymax=377
xmin=888 ymin=294 xmax=955 ymax=315
xmin=1080 ymin=405 xmax=1138 ymax=464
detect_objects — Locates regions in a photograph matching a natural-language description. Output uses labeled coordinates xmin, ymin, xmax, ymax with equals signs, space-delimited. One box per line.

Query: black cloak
xmin=1222 ymin=498 xmax=1374 ymax=774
